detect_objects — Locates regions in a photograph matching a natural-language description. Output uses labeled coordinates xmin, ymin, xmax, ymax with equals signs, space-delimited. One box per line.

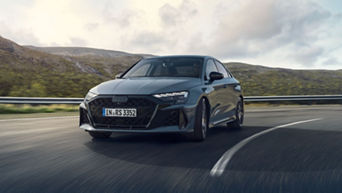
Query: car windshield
xmin=123 ymin=57 xmax=203 ymax=78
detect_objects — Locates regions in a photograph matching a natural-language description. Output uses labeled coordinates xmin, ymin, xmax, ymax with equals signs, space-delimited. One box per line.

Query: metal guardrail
xmin=244 ymin=95 xmax=342 ymax=102
xmin=0 ymin=95 xmax=341 ymax=105
xmin=0 ymin=97 xmax=84 ymax=104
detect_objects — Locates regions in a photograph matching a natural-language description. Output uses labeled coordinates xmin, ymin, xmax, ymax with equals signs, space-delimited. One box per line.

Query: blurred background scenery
xmin=1 ymin=35 xmax=341 ymax=98
xmin=0 ymin=0 xmax=341 ymax=111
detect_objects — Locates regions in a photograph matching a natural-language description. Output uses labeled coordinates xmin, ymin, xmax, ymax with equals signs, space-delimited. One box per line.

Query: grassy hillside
xmin=0 ymin=36 xmax=142 ymax=97
xmin=227 ymin=62 xmax=342 ymax=96
xmin=1 ymin=35 xmax=341 ymax=97
xmin=26 ymin=46 xmax=145 ymax=78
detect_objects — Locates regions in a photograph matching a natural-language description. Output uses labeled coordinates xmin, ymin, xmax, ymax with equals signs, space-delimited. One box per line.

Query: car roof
xmin=144 ymin=55 xmax=213 ymax=60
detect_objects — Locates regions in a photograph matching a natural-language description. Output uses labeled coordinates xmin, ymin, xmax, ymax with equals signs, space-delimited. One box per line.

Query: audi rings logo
xmin=112 ymin=96 xmax=128 ymax=103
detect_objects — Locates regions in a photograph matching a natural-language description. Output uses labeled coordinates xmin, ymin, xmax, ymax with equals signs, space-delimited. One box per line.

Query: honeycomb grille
xmin=149 ymin=109 xmax=179 ymax=129
xmin=88 ymin=96 xmax=157 ymax=129
xmin=79 ymin=107 xmax=90 ymax=126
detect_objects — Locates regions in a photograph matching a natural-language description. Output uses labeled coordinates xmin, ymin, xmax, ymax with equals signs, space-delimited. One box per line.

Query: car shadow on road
xmin=84 ymin=125 xmax=268 ymax=170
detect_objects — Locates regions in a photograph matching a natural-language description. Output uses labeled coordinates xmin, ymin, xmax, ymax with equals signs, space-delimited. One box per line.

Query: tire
xmin=228 ymin=100 xmax=244 ymax=129
xmin=88 ymin=131 xmax=112 ymax=139
xmin=191 ymin=98 xmax=208 ymax=141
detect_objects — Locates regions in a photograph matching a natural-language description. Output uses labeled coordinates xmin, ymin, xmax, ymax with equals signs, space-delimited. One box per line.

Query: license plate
xmin=103 ymin=108 xmax=137 ymax=117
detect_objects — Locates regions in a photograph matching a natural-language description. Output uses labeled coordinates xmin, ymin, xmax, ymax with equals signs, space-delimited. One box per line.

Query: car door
xmin=205 ymin=59 xmax=227 ymax=125
xmin=214 ymin=60 xmax=240 ymax=119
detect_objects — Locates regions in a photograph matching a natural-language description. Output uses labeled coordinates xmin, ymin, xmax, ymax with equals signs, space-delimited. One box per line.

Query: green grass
xmin=2 ymin=35 xmax=342 ymax=98
xmin=0 ymin=104 xmax=79 ymax=114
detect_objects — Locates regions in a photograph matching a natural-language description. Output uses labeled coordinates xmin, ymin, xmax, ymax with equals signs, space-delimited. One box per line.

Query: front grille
xmin=88 ymin=96 xmax=157 ymax=129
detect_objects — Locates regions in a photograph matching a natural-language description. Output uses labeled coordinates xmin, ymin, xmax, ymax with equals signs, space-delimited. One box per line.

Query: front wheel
xmin=228 ymin=101 xmax=244 ymax=129
xmin=88 ymin=131 xmax=112 ymax=139
xmin=191 ymin=98 xmax=208 ymax=141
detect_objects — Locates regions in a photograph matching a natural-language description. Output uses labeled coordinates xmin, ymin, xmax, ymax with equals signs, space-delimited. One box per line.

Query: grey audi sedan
xmin=80 ymin=56 xmax=244 ymax=141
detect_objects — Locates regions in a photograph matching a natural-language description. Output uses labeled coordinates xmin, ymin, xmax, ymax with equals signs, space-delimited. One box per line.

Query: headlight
xmin=84 ymin=92 xmax=98 ymax=102
xmin=153 ymin=91 xmax=189 ymax=104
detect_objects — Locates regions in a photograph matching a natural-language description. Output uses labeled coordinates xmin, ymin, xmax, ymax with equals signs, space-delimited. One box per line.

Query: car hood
xmin=90 ymin=77 xmax=201 ymax=95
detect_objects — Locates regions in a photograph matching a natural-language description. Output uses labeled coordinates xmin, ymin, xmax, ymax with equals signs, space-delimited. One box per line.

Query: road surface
xmin=1 ymin=106 xmax=342 ymax=193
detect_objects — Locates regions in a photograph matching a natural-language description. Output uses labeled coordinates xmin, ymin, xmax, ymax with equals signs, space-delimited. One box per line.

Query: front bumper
xmin=79 ymin=96 xmax=197 ymax=133
xmin=80 ymin=124 xmax=192 ymax=133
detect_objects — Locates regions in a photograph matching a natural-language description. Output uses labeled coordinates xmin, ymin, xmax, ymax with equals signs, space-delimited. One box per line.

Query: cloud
xmin=322 ymin=57 xmax=339 ymax=66
xmin=69 ymin=37 xmax=87 ymax=47
xmin=159 ymin=0 xmax=198 ymax=26
xmin=0 ymin=21 xmax=41 ymax=46
xmin=130 ymin=31 xmax=165 ymax=46
xmin=84 ymin=23 xmax=99 ymax=31
xmin=290 ymin=46 xmax=324 ymax=67
xmin=102 ymin=2 xmax=138 ymax=27
xmin=0 ymin=0 xmax=341 ymax=69
xmin=208 ymin=0 xmax=331 ymax=63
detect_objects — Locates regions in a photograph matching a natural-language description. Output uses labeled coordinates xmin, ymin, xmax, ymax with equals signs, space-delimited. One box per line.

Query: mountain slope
xmin=1 ymin=35 xmax=342 ymax=97
xmin=25 ymin=46 xmax=137 ymax=57
xmin=227 ymin=62 xmax=342 ymax=96
xmin=25 ymin=46 xmax=147 ymax=78
xmin=0 ymin=36 xmax=105 ymax=97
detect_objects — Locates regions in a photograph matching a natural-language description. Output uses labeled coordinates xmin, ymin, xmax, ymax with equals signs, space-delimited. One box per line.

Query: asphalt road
xmin=1 ymin=106 xmax=342 ymax=193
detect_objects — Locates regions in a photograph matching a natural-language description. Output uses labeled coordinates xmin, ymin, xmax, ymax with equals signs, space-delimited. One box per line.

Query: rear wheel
xmin=191 ymin=98 xmax=208 ymax=141
xmin=88 ymin=131 xmax=112 ymax=139
xmin=228 ymin=100 xmax=244 ymax=129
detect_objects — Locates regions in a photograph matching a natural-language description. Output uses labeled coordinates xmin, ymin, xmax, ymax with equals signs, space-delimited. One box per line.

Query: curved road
xmin=1 ymin=106 xmax=342 ymax=193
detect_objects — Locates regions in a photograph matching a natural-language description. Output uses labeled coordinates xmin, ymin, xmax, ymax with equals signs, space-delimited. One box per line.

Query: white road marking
xmin=246 ymin=106 xmax=342 ymax=113
xmin=210 ymin=118 xmax=323 ymax=177
xmin=0 ymin=116 xmax=78 ymax=122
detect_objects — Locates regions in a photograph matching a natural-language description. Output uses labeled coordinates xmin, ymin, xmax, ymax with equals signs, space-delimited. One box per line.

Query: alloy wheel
xmin=201 ymin=100 xmax=207 ymax=138
xmin=237 ymin=102 xmax=244 ymax=124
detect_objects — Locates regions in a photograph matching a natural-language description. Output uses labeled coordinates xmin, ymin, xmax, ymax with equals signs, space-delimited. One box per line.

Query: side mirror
xmin=209 ymin=72 xmax=224 ymax=81
xmin=115 ymin=73 xmax=123 ymax=79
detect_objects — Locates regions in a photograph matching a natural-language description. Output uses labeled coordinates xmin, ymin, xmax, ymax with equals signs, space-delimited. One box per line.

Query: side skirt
xmin=209 ymin=116 xmax=236 ymax=128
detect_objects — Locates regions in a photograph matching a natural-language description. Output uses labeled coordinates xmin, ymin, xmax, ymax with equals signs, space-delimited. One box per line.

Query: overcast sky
xmin=1 ymin=0 xmax=341 ymax=69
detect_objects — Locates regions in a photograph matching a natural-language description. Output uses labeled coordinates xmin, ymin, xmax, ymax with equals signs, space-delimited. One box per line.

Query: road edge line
xmin=209 ymin=118 xmax=323 ymax=177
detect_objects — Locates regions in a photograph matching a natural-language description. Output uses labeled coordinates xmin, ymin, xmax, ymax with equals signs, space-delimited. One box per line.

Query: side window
xmin=214 ymin=60 xmax=231 ymax=78
xmin=225 ymin=67 xmax=234 ymax=78
xmin=206 ymin=59 xmax=218 ymax=80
